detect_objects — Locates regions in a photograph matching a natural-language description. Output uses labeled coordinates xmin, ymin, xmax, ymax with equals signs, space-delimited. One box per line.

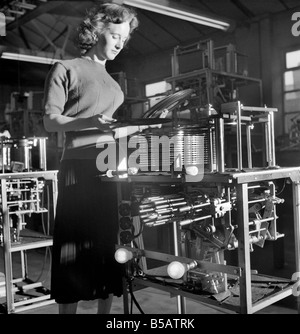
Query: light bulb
xmin=114 ymin=248 xmax=133 ymax=264
xmin=167 ymin=260 xmax=198 ymax=279
xmin=167 ymin=261 xmax=187 ymax=279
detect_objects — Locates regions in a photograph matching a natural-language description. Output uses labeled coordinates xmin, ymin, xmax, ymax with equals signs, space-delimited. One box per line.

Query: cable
xmin=276 ymin=179 xmax=286 ymax=196
xmin=132 ymin=220 xmax=144 ymax=240
xmin=127 ymin=278 xmax=145 ymax=314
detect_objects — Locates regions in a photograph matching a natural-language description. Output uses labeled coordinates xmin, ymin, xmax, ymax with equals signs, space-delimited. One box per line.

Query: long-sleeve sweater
xmin=43 ymin=57 xmax=124 ymax=160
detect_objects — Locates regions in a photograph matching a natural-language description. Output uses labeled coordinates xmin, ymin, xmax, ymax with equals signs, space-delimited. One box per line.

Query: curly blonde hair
xmin=76 ymin=2 xmax=139 ymax=55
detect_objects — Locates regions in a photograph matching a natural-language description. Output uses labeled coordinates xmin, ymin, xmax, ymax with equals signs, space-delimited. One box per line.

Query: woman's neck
xmin=82 ymin=53 xmax=106 ymax=66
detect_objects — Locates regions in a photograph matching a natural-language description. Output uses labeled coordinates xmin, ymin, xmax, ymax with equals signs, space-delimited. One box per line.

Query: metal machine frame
xmin=0 ymin=171 xmax=58 ymax=314
xmin=118 ymin=167 xmax=300 ymax=314
xmin=112 ymin=99 xmax=300 ymax=314
xmin=0 ymin=135 xmax=58 ymax=314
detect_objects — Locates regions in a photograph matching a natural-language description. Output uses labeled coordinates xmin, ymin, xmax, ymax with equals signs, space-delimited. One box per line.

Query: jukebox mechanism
xmin=116 ymin=88 xmax=214 ymax=180
xmin=116 ymin=179 xmax=285 ymax=295
xmin=114 ymin=89 xmax=294 ymax=308
xmin=138 ymin=182 xmax=284 ymax=252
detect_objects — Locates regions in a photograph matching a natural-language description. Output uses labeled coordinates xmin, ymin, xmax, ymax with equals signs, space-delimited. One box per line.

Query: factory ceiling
xmin=0 ymin=0 xmax=300 ymax=86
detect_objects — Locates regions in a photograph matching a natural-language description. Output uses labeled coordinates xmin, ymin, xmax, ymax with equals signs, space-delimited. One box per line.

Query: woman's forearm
xmin=43 ymin=114 xmax=95 ymax=133
xmin=43 ymin=114 xmax=150 ymax=138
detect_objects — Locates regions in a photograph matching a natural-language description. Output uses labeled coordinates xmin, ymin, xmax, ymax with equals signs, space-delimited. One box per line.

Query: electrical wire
xmin=276 ymin=179 xmax=286 ymax=196
xmin=127 ymin=277 xmax=145 ymax=314
xmin=132 ymin=219 xmax=144 ymax=239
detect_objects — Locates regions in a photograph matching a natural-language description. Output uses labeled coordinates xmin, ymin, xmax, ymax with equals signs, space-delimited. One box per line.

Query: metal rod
xmin=1 ymin=139 xmax=4 ymax=173
xmin=265 ymin=113 xmax=271 ymax=167
xmin=179 ymin=202 xmax=210 ymax=212
xmin=236 ymin=183 xmax=252 ymax=313
xmin=246 ymin=124 xmax=253 ymax=168
xmin=38 ymin=138 xmax=47 ymax=171
xmin=2 ymin=178 xmax=14 ymax=313
xmin=292 ymin=181 xmax=300 ymax=313
xmin=180 ymin=215 xmax=212 ymax=226
xmin=215 ymin=117 xmax=225 ymax=172
xmin=249 ymin=229 xmax=267 ymax=234
xmin=248 ymin=198 xmax=267 ymax=204
xmin=236 ymin=101 xmax=243 ymax=171
xmin=269 ymin=111 xmax=276 ymax=167
xmin=173 ymin=221 xmax=186 ymax=314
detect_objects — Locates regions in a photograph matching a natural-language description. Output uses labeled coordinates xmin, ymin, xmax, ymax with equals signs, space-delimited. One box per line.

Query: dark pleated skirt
xmin=50 ymin=159 xmax=124 ymax=304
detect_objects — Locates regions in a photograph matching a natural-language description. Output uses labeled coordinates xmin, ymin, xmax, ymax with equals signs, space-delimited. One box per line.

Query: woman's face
xmin=96 ymin=21 xmax=130 ymax=61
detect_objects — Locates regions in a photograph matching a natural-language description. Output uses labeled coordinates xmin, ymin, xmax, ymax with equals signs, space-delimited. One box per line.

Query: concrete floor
xmin=14 ymin=288 xmax=299 ymax=315
xmin=0 ymin=247 xmax=298 ymax=315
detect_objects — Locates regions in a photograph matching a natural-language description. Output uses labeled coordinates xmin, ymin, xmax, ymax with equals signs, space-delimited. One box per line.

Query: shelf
xmin=0 ymin=170 xmax=58 ymax=180
xmin=164 ymin=68 xmax=263 ymax=111
xmin=129 ymin=272 xmax=294 ymax=314
xmin=165 ymin=69 xmax=262 ymax=85
xmin=6 ymin=229 xmax=52 ymax=252
xmin=124 ymin=166 xmax=300 ymax=185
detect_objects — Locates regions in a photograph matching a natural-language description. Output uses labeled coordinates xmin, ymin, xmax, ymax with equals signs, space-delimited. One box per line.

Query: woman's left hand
xmin=90 ymin=114 xmax=117 ymax=131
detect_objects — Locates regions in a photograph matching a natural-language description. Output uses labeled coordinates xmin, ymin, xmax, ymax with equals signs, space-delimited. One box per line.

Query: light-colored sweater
xmin=43 ymin=57 xmax=124 ymax=160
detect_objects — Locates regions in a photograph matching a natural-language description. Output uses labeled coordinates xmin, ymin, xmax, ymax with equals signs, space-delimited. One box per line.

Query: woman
xmin=43 ymin=2 xmax=144 ymax=314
